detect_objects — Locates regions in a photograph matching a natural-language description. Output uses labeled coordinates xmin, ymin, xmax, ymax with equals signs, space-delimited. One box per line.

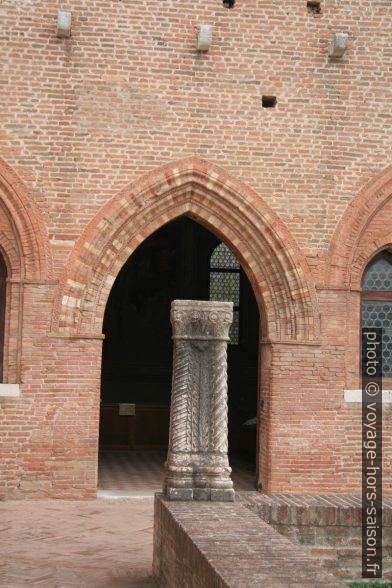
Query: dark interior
xmin=99 ymin=216 xmax=259 ymax=468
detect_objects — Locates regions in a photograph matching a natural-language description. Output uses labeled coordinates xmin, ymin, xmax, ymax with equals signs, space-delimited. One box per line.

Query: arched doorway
xmin=98 ymin=217 xmax=259 ymax=495
xmin=53 ymin=157 xmax=319 ymax=497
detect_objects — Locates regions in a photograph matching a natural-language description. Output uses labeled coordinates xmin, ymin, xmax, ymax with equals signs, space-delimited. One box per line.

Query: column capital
xmin=171 ymin=299 xmax=233 ymax=341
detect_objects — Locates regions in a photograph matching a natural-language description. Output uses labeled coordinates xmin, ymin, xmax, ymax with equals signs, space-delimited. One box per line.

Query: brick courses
xmin=0 ymin=0 xmax=391 ymax=498
xmin=239 ymin=492 xmax=392 ymax=583
xmin=153 ymin=493 xmax=344 ymax=587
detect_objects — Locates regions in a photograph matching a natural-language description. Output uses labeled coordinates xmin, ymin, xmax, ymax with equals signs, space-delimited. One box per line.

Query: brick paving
xmin=0 ymin=453 xmax=255 ymax=588
xmin=0 ymin=498 xmax=155 ymax=588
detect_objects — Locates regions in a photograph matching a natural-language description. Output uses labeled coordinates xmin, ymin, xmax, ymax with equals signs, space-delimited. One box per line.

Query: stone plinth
xmin=163 ymin=300 xmax=234 ymax=501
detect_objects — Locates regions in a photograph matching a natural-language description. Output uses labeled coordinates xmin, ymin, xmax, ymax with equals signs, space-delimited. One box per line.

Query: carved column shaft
xmin=163 ymin=300 xmax=234 ymax=501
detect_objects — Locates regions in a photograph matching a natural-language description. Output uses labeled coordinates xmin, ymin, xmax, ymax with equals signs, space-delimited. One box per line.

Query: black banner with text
xmin=362 ymin=328 xmax=383 ymax=578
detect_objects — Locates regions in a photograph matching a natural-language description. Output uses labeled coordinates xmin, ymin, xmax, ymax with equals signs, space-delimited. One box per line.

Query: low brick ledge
xmin=237 ymin=492 xmax=392 ymax=527
xmin=153 ymin=493 xmax=344 ymax=587
xmin=237 ymin=492 xmax=392 ymax=583
xmin=237 ymin=492 xmax=392 ymax=508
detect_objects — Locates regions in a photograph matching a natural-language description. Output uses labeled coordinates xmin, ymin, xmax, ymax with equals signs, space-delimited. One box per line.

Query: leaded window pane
xmin=362 ymin=300 xmax=392 ymax=377
xmin=209 ymin=242 xmax=241 ymax=345
xmin=210 ymin=243 xmax=240 ymax=269
xmin=363 ymin=257 xmax=392 ymax=291
xmin=209 ymin=272 xmax=240 ymax=306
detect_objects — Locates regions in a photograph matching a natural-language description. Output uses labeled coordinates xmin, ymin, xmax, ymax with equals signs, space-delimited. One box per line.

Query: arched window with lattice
xmin=209 ymin=242 xmax=240 ymax=344
xmin=361 ymin=251 xmax=392 ymax=378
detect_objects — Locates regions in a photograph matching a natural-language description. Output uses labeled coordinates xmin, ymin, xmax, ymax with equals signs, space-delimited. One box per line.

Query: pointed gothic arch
xmin=0 ymin=157 xmax=51 ymax=281
xmin=0 ymin=158 xmax=51 ymax=382
xmin=327 ymin=163 xmax=392 ymax=290
xmin=52 ymin=157 xmax=320 ymax=342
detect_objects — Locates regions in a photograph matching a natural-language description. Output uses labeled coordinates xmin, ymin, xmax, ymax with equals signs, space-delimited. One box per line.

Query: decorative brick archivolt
xmin=350 ymin=233 xmax=392 ymax=291
xmin=0 ymin=158 xmax=51 ymax=281
xmin=52 ymin=157 xmax=320 ymax=343
xmin=327 ymin=164 xmax=392 ymax=290
xmin=0 ymin=158 xmax=51 ymax=383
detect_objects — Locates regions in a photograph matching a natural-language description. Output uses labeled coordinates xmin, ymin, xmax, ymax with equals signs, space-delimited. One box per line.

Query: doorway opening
xmin=98 ymin=217 xmax=259 ymax=496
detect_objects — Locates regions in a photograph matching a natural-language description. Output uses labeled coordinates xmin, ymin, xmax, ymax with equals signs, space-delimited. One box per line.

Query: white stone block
xmin=329 ymin=33 xmax=348 ymax=58
xmin=344 ymin=389 xmax=392 ymax=403
xmin=57 ymin=10 xmax=72 ymax=39
xmin=0 ymin=384 xmax=20 ymax=397
xmin=197 ymin=25 xmax=212 ymax=52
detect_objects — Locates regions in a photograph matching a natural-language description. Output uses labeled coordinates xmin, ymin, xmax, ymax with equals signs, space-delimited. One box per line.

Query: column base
xmin=166 ymin=486 xmax=235 ymax=502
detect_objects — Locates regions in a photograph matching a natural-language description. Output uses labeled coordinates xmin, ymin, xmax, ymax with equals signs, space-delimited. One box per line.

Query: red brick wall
xmin=1 ymin=283 xmax=101 ymax=499
xmin=240 ymin=493 xmax=392 ymax=583
xmin=0 ymin=0 xmax=391 ymax=498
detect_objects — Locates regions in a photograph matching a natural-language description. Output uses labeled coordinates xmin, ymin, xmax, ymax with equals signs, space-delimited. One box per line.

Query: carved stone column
xmin=163 ymin=300 xmax=234 ymax=501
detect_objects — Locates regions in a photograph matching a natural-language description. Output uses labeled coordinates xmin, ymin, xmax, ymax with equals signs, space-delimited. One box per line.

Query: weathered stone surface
xmin=197 ymin=25 xmax=213 ymax=52
xmin=56 ymin=10 xmax=72 ymax=38
xmin=163 ymin=300 xmax=234 ymax=501
xmin=329 ymin=32 xmax=349 ymax=57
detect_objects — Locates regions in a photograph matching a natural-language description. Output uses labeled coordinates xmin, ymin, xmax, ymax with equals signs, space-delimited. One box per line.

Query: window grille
xmin=362 ymin=252 xmax=392 ymax=377
xmin=209 ymin=242 xmax=240 ymax=344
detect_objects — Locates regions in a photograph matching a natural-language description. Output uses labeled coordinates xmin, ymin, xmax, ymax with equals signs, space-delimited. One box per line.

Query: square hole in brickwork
xmin=223 ymin=0 xmax=235 ymax=7
xmin=262 ymin=96 xmax=277 ymax=108
xmin=307 ymin=1 xmax=321 ymax=14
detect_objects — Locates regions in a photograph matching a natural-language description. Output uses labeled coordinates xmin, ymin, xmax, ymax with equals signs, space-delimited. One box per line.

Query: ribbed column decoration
xmin=163 ymin=300 xmax=234 ymax=501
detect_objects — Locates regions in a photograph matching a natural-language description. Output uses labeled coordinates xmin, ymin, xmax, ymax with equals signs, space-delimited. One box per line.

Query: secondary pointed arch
xmin=327 ymin=164 xmax=392 ymax=290
xmin=0 ymin=157 xmax=51 ymax=281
